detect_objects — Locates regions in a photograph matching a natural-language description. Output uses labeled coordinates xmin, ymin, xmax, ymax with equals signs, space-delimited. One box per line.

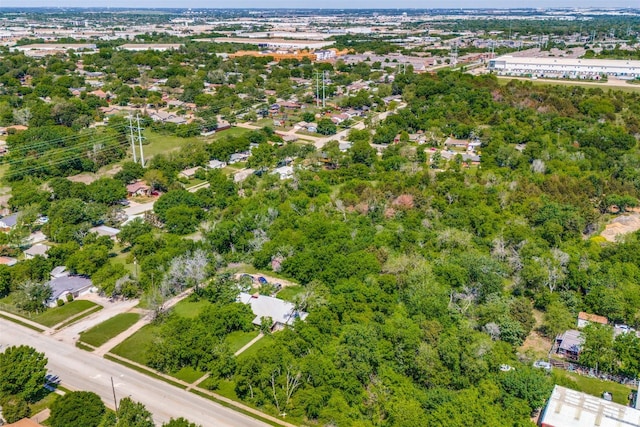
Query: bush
xmin=1 ymin=396 xmax=31 ymax=423
xmin=57 ymin=299 xmax=65 ymax=307
xmin=66 ymin=293 xmax=74 ymax=302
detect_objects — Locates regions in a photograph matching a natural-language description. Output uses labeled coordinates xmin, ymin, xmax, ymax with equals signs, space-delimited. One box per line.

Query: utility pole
xmin=111 ymin=377 xmax=119 ymax=414
xmin=322 ymin=70 xmax=326 ymax=109
xmin=136 ymin=114 xmax=145 ymax=167
xmin=128 ymin=114 xmax=137 ymax=163
xmin=315 ymin=72 xmax=320 ymax=108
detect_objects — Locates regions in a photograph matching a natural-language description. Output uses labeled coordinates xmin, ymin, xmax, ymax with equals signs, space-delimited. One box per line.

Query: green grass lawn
xmin=32 ymin=300 xmax=100 ymax=327
xmin=237 ymin=334 xmax=274 ymax=361
xmin=143 ymin=130 xmax=200 ymax=157
xmin=110 ymin=323 xmax=160 ymax=365
xmin=225 ymin=330 xmax=260 ymax=353
xmin=79 ymin=312 xmax=141 ymax=347
xmin=30 ymin=390 xmax=59 ymax=415
xmin=172 ymin=366 xmax=205 ymax=383
xmin=209 ymin=126 xmax=251 ymax=141
xmin=554 ymin=370 xmax=635 ymax=405
xmin=171 ymin=299 xmax=210 ymax=319
xmin=276 ymin=285 xmax=305 ymax=302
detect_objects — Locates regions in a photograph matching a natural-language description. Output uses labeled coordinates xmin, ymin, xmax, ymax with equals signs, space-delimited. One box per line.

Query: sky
xmin=0 ymin=1 xmax=637 ymax=9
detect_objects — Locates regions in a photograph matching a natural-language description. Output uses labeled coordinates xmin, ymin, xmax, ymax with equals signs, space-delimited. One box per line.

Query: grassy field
xmin=143 ymin=130 xmax=199 ymax=157
xmin=110 ymin=323 xmax=160 ymax=365
xmin=209 ymin=126 xmax=251 ymax=140
xmin=172 ymin=366 xmax=205 ymax=383
xmin=30 ymin=390 xmax=59 ymax=415
xmin=237 ymin=334 xmax=274 ymax=361
xmin=554 ymin=370 xmax=635 ymax=405
xmin=225 ymin=330 xmax=260 ymax=353
xmin=32 ymin=300 xmax=100 ymax=327
xmin=276 ymin=285 xmax=305 ymax=302
xmin=171 ymin=299 xmax=210 ymax=319
xmin=79 ymin=312 xmax=141 ymax=347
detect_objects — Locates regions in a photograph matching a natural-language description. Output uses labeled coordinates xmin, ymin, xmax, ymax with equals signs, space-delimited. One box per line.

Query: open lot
xmin=79 ymin=312 xmax=142 ymax=347
xmin=110 ymin=323 xmax=160 ymax=365
xmin=554 ymin=370 xmax=635 ymax=405
xmin=32 ymin=300 xmax=100 ymax=328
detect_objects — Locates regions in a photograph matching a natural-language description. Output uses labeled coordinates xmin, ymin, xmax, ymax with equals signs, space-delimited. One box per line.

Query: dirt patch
xmin=601 ymin=213 xmax=640 ymax=242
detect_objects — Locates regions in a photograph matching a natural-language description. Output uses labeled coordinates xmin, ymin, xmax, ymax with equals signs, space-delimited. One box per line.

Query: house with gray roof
xmin=0 ymin=212 xmax=19 ymax=230
xmin=238 ymin=292 xmax=308 ymax=331
xmin=46 ymin=274 xmax=94 ymax=307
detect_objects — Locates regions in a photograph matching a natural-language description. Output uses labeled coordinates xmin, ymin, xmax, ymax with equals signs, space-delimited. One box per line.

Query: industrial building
xmin=211 ymin=37 xmax=334 ymax=50
xmin=489 ymin=55 xmax=640 ymax=79
xmin=539 ymin=385 xmax=640 ymax=427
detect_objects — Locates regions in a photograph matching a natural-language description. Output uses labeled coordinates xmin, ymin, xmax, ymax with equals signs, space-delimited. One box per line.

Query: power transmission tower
xmin=128 ymin=114 xmax=137 ymax=163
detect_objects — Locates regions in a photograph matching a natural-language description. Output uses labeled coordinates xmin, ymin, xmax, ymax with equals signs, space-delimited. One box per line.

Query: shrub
xmin=57 ymin=299 xmax=65 ymax=307
xmin=66 ymin=293 xmax=74 ymax=302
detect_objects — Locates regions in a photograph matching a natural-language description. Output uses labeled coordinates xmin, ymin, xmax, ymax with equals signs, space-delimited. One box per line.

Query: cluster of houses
xmin=554 ymin=311 xmax=640 ymax=362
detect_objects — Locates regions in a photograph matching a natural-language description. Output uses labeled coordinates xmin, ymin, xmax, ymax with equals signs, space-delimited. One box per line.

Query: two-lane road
xmin=0 ymin=318 xmax=268 ymax=427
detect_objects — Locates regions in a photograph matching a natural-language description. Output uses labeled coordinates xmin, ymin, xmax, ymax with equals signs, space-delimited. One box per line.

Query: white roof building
xmin=539 ymin=385 xmax=640 ymax=427
xmin=489 ymin=56 xmax=640 ymax=79
xmin=238 ymin=292 xmax=308 ymax=330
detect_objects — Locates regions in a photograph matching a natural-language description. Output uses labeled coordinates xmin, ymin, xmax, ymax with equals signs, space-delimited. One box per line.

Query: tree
xmin=88 ymin=178 xmax=127 ymax=205
xmin=49 ymin=391 xmax=106 ymax=427
xmin=116 ymin=397 xmax=154 ymax=427
xmin=579 ymin=323 xmax=616 ymax=373
xmin=118 ymin=218 xmax=152 ymax=247
xmin=542 ymin=300 xmax=574 ymax=338
xmin=316 ymin=118 xmax=337 ymax=135
xmin=499 ymin=367 xmax=553 ymax=410
xmin=114 ymin=161 xmax=145 ymax=184
xmin=163 ymin=418 xmax=200 ymax=427
xmin=0 ymin=396 xmax=31 ymax=423
xmin=350 ymin=140 xmax=377 ymax=166
xmin=0 ymin=345 xmax=47 ymax=402
xmin=15 ymin=280 xmax=52 ymax=313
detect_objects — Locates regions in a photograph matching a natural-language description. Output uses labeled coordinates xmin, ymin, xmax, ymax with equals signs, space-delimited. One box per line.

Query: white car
xmin=533 ymin=360 xmax=552 ymax=371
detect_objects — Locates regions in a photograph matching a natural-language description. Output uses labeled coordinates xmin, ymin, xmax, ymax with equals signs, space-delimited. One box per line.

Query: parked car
xmin=533 ymin=360 xmax=552 ymax=371
xmin=258 ymin=276 xmax=268 ymax=285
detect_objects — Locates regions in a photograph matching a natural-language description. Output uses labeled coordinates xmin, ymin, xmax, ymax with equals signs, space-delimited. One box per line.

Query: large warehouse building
xmin=489 ymin=55 xmax=640 ymax=79
xmin=539 ymin=385 xmax=640 ymax=427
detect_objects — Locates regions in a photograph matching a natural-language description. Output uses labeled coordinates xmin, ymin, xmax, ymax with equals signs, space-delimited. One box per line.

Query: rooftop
xmin=238 ymin=292 xmax=308 ymax=327
xmin=578 ymin=311 xmax=608 ymax=325
xmin=540 ymin=385 xmax=640 ymax=427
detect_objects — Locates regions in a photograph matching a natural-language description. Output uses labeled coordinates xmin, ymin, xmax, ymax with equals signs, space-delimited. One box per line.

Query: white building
xmin=489 ymin=56 xmax=640 ymax=79
xmin=539 ymin=385 xmax=640 ymax=427
xmin=238 ymin=292 xmax=308 ymax=331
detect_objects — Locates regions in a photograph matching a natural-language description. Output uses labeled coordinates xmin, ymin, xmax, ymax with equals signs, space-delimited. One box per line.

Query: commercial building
xmin=117 ymin=44 xmax=183 ymax=52
xmin=211 ymin=37 xmax=334 ymax=50
xmin=489 ymin=55 xmax=640 ymax=79
xmin=539 ymin=385 xmax=640 ymax=427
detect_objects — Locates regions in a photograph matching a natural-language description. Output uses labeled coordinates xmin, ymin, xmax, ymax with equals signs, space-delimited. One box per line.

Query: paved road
xmin=0 ymin=318 xmax=269 ymax=427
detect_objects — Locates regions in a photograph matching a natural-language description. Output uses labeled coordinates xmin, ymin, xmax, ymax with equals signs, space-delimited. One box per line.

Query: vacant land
xmin=32 ymin=300 xmax=100 ymax=327
xmin=110 ymin=323 xmax=160 ymax=365
xmin=225 ymin=330 xmax=260 ymax=353
xmin=601 ymin=213 xmax=640 ymax=242
xmin=79 ymin=312 xmax=141 ymax=347
xmin=554 ymin=370 xmax=635 ymax=405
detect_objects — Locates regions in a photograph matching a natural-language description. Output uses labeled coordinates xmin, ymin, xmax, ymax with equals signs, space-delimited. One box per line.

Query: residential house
xmin=24 ymin=244 xmax=50 ymax=259
xmin=0 ymin=212 xmax=19 ymax=231
xmin=238 ymin=292 xmax=308 ymax=331
xmin=89 ymin=89 xmax=108 ymax=99
xmin=555 ymin=329 xmax=584 ymax=361
xmin=339 ymin=141 xmax=353 ymax=152
xmin=280 ymin=101 xmax=301 ymax=109
xmin=577 ymin=312 xmax=608 ymax=329
xmin=6 ymin=419 xmax=44 ymax=427
xmin=229 ymin=152 xmax=251 ymax=164
xmin=233 ymin=169 xmax=255 ymax=183
xmin=89 ymin=225 xmax=120 ymax=240
xmin=46 ymin=267 xmax=94 ymax=307
xmin=126 ymin=181 xmax=151 ymax=197
xmin=179 ymin=166 xmax=201 ymax=180
xmin=444 ymin=137 xmax=470 ymax=149
xmin=148 ymin=110 xmax=187 ymax=125
xmin=207 ymin=159 xmax=227 ymax=170
xmin=272 ymin=165 xmax=294 ymax=180
xmin=0 ymin=256 xmax=18 ymax=266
